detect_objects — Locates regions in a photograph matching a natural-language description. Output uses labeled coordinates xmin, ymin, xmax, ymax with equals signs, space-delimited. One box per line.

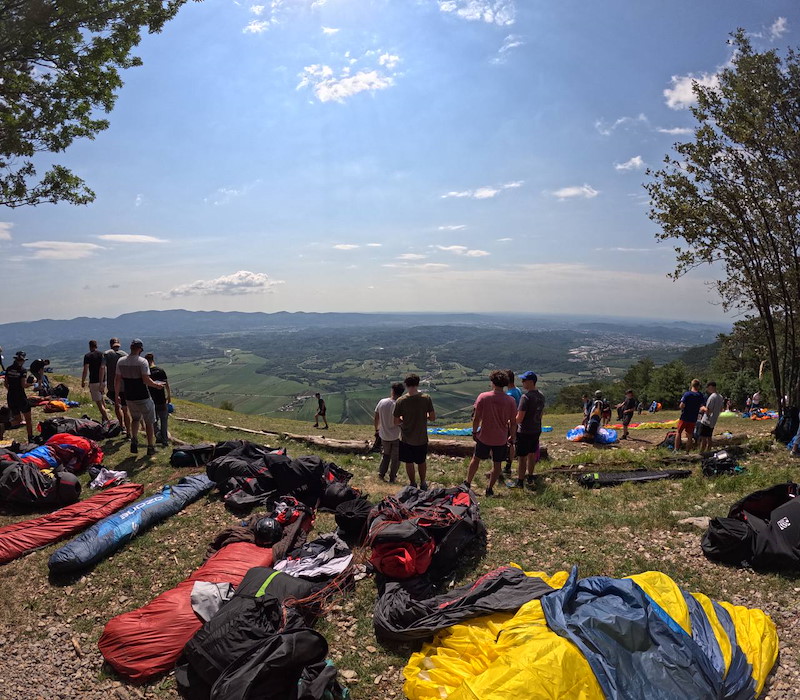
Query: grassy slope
xmin=0 ymin=377 xmax=797 ymax=698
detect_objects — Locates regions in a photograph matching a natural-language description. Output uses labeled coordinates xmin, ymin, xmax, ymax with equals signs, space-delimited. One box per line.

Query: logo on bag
xmin=777 ymin=516 xmax=791 ymax=531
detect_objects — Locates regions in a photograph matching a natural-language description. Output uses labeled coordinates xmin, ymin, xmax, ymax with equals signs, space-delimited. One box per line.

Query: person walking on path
xmin=82 ymin=340 xmax=109 ymax=421
xmin=508 ymin=370 xmax=544 ymax=489
xmin=115 ymin=339 xmax=165 ymax=456
xmin=393 ymin=374 xmax=435 ymax=490
xmin=697 ymin=381 xmax=724 ymax=453
xmin=374 ymin=382 xmax=404 ymax=482
xmin=4 ymin=351 xmax=33 ymax=442
xmin=464 ymin=370 xmax=517 ymax=497
xmin=145 ymin=352 xmax=171 ymax=447
xmin=620 ymin=389 xmax=637 ymax=439
xmin=676 ymin=378 xmax=705 ymax=452
xmin=313 ymin=393 xmax=328 ymax=429
xmin=105 ymin=338 xmax=130 ymax=435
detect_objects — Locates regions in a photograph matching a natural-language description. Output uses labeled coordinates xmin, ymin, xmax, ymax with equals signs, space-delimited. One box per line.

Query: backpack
xmin=701 ymin=450 xmax=744 ymax=477
xmin=52 ymin=383 xmax=69 ymax=399
xmin=0 ymin=463 xmax=80 ymax=507
xmin=775 ymin=408 xmax=800 ymax=444
xmin=657 ymin=431 xmax=677 ymax=449
xmin=171 ymin=443 xmax=217 ymax=468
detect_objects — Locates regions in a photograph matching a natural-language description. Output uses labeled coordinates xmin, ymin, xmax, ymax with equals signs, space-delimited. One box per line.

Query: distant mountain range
xmin=0 ymin=309 xmax=729 ymax=351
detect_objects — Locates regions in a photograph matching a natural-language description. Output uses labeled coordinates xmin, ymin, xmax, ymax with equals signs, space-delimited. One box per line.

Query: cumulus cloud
xmin=0 ymin=222 xmax=13 ymax=241
xmin=436 ymin=245 xmax=490 ymax=257
xmin=614 ymin=155 xmax=645 ymax=171
xmin=664 ymin=72 xmax=720 ymax=110
xmin=322 ymin=26 xmax=340 ymax=35
xmin=243 ymin=19 xmax=271 ymax=33
xmin=551 ymin=184 xmax=599 ymax=200
xmin=160 ymin=271 xmax=284 ymax=298
xmin=770 ymin=17 xmax=788 ymax=40
xmin=437 ymin=0 xmax=515 ymax=26
xmin=397 ymin=253 xmax=427 ymax=260
xmin=250 ymin=4 xmax=265 ymax=15
xmin=491 ymin=34 xmax=524 ymax=64
xmin=98 ymin=234 xmax=168 ymax=244
xmin=134 ymin=193 xmax=143 ymax=207
xmin=441 ymin=180 xmax=523 ymax=200
xmin=333 ymin=243 xmax=359 ymax=250
xmin=438 ymin=225 xmax=467 ymax=231
xmin=22 ymin=241 xmax=104 ymax=260
xmin=297 ymin=62 xmax=396 ymax=103
xmin=657 ymin=126 xmax=693 ymax=135
xmin=594 ymin=113 xmax=649 ymax=136
xmin=378 ymin=53 xmax=400 ymax=70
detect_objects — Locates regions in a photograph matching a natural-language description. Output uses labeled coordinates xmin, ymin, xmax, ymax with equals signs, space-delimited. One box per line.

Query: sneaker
xmin=462 ymin=480 xmax=472 ymax=489
xmin=130 ymin=438 xmax=138 ymax=454
xmin=420 ymin=481 xmax=428 ymax=490
xmin=506 ymin=479 xmax=524 ymax=489
xmin=147 ymin=445 xmax=156 ymax=456
xmin=503 ymin=463 xmax=512 ymax=475
xmin=485 ymin=487 xmax=494 ymax=497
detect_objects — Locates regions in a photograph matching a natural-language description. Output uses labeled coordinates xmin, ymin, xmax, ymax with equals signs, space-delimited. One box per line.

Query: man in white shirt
xmin=374 ymin=382 xmax=404 ymax=482
xmin=698 ymin=381 xmax=725 ymax=452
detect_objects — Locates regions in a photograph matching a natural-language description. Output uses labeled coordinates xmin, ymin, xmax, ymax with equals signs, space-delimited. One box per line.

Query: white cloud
xmin=333 ymin=243 xmax=359 ymax=250
xmin=322 ymin=26 xmax=340 ymax=35
xmin=22 ymin=241 xmax=104 ymax=260
xmin=159 ymin=271 xmax=284 ymax=298
xmin=551 ymin=184 xmax=599 ymax=200
xmin=438 ymin=225 xmax=467 ymax=231
xmin=420 ymin=263 xmax=450 ymax=271
xmin=441 ymin=180 xmax=523 ymax=200
xmin=98 ymin=234 xmax=168 ymax=244
xmin=436 ymin=245 xmax=490 ymax=257
xmin=134 ymin=193 xmax=143 ymax=207
xmin=207 ymin=180 xmax=260 ymax=206
xmin=366 ymin=242 xmax=382 ymax=247
xmin=497 ymin=237 xmax=512 ymax=242
xmin=437 ymin=0 xmax=515 ymax=26
xmin=298 ymin=64 xmax=395 ymax=103
xmin=249 ymin=4 xmax=265 ymax=15
xmin=664 ymin=72 xmax=720 ymax=110
xmin=243 ymin=19 xmax=270 ymax=33
xmin=770 ymin=17 xmax=788 ymax=40
xmin=657 ymin=126 xmax=693 ymax=135
xmin=594 ymin=113 xmax=649 ymax=136
xmin=491 ymin=34 xmax=524 ymax=64
xmin=378 ymin=53 xmax=400 ymax=70
xmin=465 ymin=249 xmax=490 ymax=257
xmin=0 ymin=222 xmax=13 ymax=241
xmin=614 ymin=155 xmax=645 ymax=172
xmin=398 ymin=253 xmax=427 ymax=260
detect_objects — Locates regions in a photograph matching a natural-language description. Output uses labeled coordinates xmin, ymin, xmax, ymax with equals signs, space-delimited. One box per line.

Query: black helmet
xmin=254 ymin=517 xmax=284 ymax=546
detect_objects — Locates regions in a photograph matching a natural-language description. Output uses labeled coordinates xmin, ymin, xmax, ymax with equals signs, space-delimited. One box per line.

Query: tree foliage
xmin=646 ymin=30 xmax=800 ymax=414
xmin=0 ymin=0 xmax=191 ymax=207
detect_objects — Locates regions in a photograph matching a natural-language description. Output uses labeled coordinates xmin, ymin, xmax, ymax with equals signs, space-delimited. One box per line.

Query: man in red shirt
xmin=464 ymin=370 xmax=517 ymax=497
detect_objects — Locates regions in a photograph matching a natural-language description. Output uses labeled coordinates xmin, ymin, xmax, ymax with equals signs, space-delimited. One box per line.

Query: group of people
xmin=371 ymin=369 xmax=545 ymax=497
xmin=1 ymin=338 xmax=172 ymax=456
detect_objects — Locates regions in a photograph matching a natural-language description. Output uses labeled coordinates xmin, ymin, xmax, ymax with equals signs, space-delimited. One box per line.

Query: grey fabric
xmin=274 ymin=533 xmax=352 ymax=578
xmin=191 ymin=581 xmax=235 ymax=622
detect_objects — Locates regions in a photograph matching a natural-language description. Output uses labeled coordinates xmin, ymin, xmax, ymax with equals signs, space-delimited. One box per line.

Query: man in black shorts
xmin=393 ymin=374 xmax=435 ymax=489
xmin=313 ymin=392 xmax=328 ymax=429
xmin=104 ymin=338 xmax=129 ymax=435
xmin=510 ymin=371 xmax=545 ymax=489
xmin=4 ymin=351 xmax=33 ymax=442
xmin=620 ymin=389 xmax=637 ymax=439
xmin=81 ymin=339 xmax=109 ymax=421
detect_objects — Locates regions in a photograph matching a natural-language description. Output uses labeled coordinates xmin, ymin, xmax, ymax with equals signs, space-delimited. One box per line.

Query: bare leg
xmin=22 ymin=411 xmax=33 ymax=441
xmin=465 ymin=455 xmax=481 ymax=485
xmin=95 ymin=399 xmax=109 ymax=422
xmin=405 ymin=462 xmax=417 ymax=485
xmin=144 ymin=420 xmax=156 ymax=448
xmin=418 ymin=460 xmax=427 ymax=485
xmin=517 ymin=453 xmax=528 ymax=481
xmin=487 ymin=461 xmax=502 ymax=489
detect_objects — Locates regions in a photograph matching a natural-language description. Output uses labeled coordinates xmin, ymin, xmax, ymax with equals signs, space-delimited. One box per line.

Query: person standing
xmin=105 ymin=338 xmax=130 ymax=435
xmin=4 ymin=351 xmax=33 ymax=442
xmin=676 ymin=379 xmax=705 ymax=451
xmin=509 ymin=371 xmax=544 ymax=489
xmin=751 ymin=390 xmax=762 ymax=411
xmin=313 ymin=393 xmax=328 ymax=429
xmin=503 ymin=370 xmax=522 ymax=475
xmin=115 ymin=339 xmax=165 ymax=455
xmin=145 ymin=352 xmax=171 ymax=447
xmin=393 ymin=374 xmax=435 ymax=490
xmin=697 ymin=381 xmax=724 ymax=452
xmin=620 ymin=389 xmax=637 ymax=440
xmin=81 ymin=340 xmax=109 ymax=421
xmin=464 ymin=370 xmax=517 ymax=497
xmin=374 ymin=382 xmax=404 ymax=482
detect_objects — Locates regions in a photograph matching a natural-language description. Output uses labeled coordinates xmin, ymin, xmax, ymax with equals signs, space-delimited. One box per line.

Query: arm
xmin=508 ymin=413 xmax=517 ymax=443
xmin=515 ymin=409 xmax=526 ymax=425
xmin=100 ymin=360 xmax=106 ymax=386
xmin=115 ymin=369 xmax=121 ymax=400
xmin=165 ymin=381 xmax=171 ymax=404
xmin=143 ymin=374 xmax=165 ymax=389
xmin=81 ymin=362 xmax=88 ymax=387
xmin=373 ymin=410 xmax=380 ymax=432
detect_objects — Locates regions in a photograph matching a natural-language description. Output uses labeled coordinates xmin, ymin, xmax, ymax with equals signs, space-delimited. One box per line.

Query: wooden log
xmin=282 ymin=433 xmax=372 ymax=454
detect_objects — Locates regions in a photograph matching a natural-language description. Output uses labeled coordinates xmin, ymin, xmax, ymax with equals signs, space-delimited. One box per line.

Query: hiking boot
xmin=420 ymin=481 xmax=428 ymax=490
xmin=506 ymin=479 xmax=524 ymax=489
xmin=147 ymin=445 xmax=156 ymax=456
xmin=485 ymin=487 xmax=494 ymax=497
xmin=503 ymin=463 xmax=512 ymax=475
xmin=130 ymin=438 xmax=138 ymax=454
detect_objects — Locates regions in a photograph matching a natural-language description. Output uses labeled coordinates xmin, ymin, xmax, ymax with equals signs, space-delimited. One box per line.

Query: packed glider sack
xmin=0 ymin=483 xmax=143 ymax=565
xmin=0 ymin=463 xmax=80 ymax=507
xmin=99 ymin=542 xmax=275 ymax=680
xmin=49 ymin=474 xmax=214 ymax=574
xmin=578 ymin=469 xmax=692 ymax=488
xmin=45 ymin=433 xmax=103 ymax=473
xmin=39 ymin=417 xmax=108 ymax=441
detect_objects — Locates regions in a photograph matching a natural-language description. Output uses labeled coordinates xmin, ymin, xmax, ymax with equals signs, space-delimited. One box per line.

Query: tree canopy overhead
xmin=0 ymin=0 xmax=191 ymax=208
xmin=646 ymin=30 xmax=800 ymax=412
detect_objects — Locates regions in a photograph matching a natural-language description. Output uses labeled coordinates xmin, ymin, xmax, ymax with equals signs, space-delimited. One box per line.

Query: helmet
xmin=254 ymin=517 xmax=284 ymax=546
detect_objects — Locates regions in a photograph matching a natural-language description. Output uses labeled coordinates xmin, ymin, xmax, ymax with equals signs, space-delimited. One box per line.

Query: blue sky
xmin=1 ymin=0 xmax=797 ymax=324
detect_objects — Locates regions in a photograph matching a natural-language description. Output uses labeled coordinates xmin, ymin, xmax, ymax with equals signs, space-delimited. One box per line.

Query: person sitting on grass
xmin=464 ymin=370 xmax=517 ymax=497
xmin=676 ymin=378 xmax=705 ymax=452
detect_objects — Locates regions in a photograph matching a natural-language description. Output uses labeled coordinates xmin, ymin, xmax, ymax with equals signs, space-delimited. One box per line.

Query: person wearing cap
xmin=105 ymin=338 xmax=130 ymax=435
xmin=509 ymin=371 xmax=545 ymax=489
xmin=82 ymin=340 xmax=109 ymax=422
xmin=464 ymin=370 xmax=517 ymax=497
xmin=3 ymin=351 xmax=33 ymax=441
xmin=115 ymin=339 xmax=166 ymax=455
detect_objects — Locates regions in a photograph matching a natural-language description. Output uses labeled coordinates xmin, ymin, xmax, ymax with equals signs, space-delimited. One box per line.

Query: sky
xmin=2 ymin=0 xmax=798 ymax=324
